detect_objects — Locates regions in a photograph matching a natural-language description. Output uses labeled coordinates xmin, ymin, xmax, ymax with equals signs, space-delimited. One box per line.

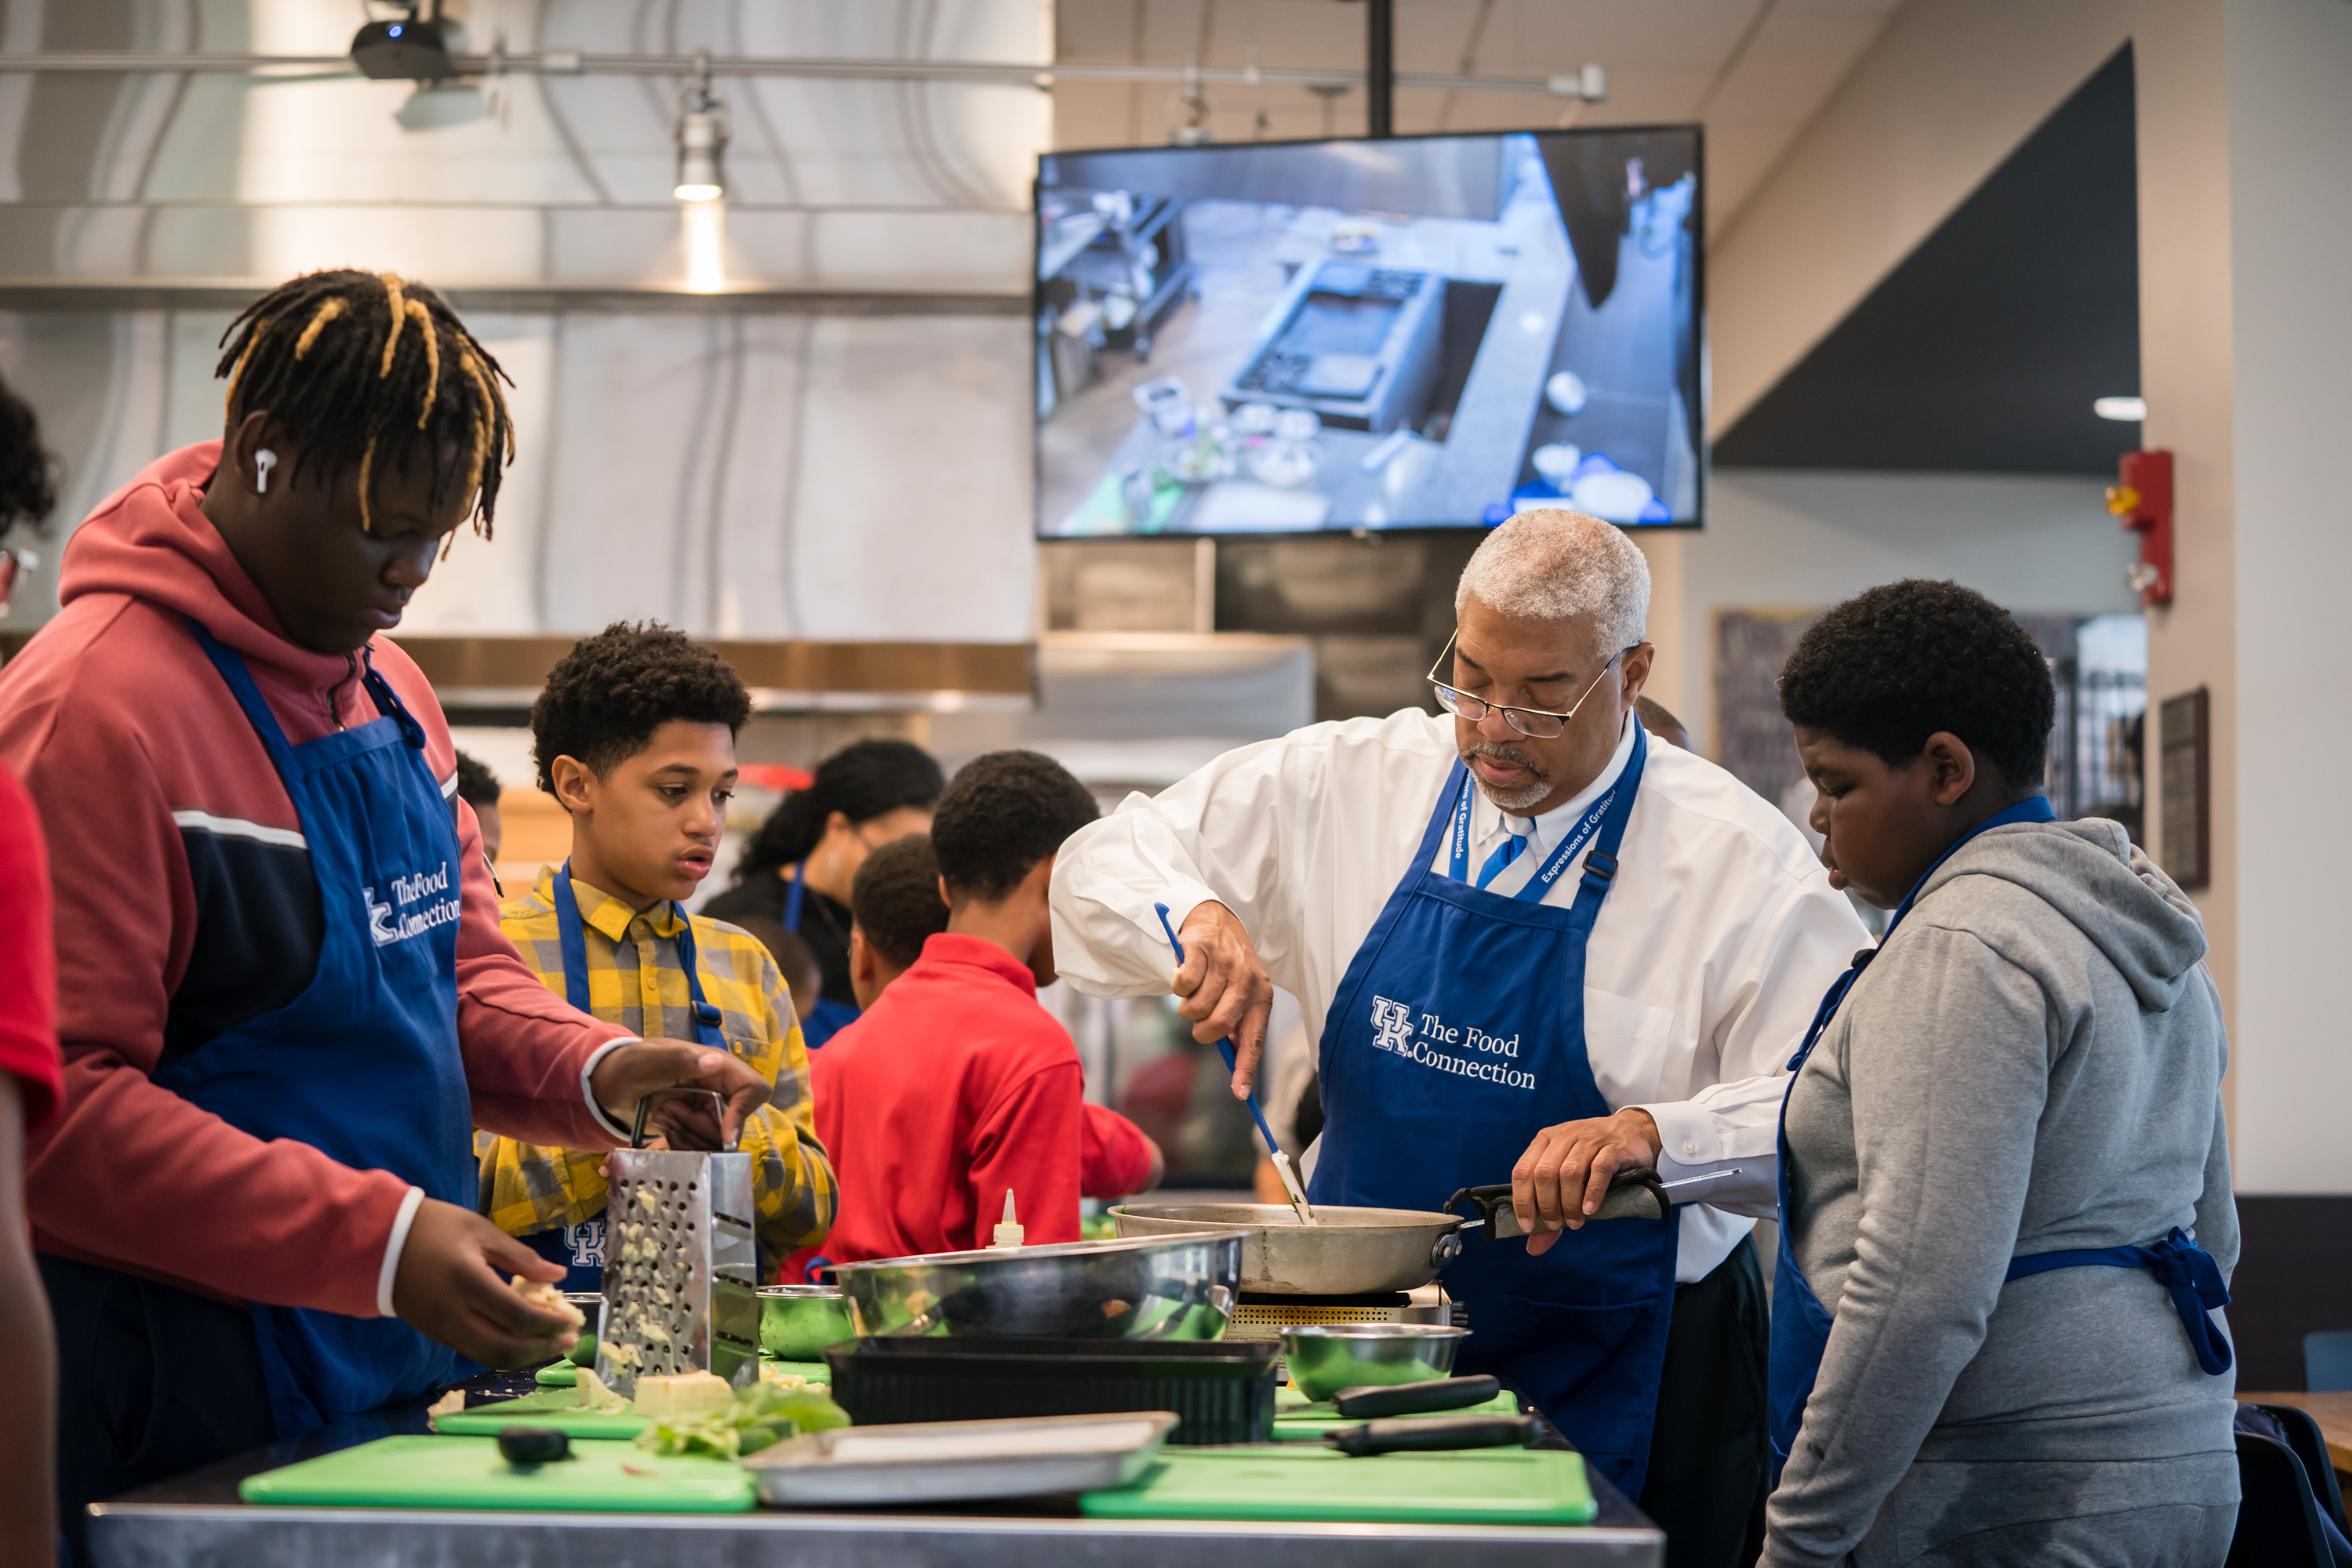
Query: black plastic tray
xmin=826 ymin=1338 xmax=1279 ymax=1446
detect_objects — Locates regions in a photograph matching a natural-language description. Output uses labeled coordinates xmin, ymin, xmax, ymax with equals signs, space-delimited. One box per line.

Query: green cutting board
xmin=430 ymin=1388 xmax=648 ymax=1439
xmin=1269 ymin=1388 xmax=1520 ymax=1441
xmin=1080 ymin=1446 xmax=1595 ymax=1526
xmin=241 ymin=1436 xmax=753 ymax=1512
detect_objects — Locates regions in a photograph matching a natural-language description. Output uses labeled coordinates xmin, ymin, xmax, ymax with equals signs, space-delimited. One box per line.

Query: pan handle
xmin=1446 ymin=1169 xmax=1671 ymax=1239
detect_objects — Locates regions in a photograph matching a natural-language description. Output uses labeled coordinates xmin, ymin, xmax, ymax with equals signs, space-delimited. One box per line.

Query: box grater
xmin=593 ymin=1088 xmax=760 ymax=1396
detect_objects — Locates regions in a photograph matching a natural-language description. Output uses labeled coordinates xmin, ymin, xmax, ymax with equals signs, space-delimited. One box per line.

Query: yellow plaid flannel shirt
xmin=477 ymin=866 xmax=837 ymax=1272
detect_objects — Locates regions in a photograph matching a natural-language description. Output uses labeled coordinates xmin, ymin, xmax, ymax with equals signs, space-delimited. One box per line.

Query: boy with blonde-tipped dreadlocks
xmin=0 ymin=269 xmax=769 ymax=1548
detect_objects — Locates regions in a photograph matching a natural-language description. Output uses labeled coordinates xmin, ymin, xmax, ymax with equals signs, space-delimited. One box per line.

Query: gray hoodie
xmin=1766 ymin=818 xmax=2239 ymax=1567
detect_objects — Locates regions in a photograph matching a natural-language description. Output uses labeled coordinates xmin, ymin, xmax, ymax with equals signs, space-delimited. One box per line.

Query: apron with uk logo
xmin=1309 ymin=724 xmax=1677 ymax=1495
xmin=154 ymin=621 xmax=472 ymax=1436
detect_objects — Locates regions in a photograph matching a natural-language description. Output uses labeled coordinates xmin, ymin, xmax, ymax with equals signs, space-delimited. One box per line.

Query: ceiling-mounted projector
xmin=351 ymin=12 xmax=456 ymax=82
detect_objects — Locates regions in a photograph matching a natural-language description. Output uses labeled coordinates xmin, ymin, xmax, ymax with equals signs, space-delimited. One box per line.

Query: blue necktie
xmin=1474 ymin=822 xmax=1530 ymax=890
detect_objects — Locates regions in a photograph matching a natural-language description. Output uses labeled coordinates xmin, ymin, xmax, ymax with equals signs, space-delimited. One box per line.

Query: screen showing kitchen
xmin=1036 ymin=127 xmax=1701 ymax=536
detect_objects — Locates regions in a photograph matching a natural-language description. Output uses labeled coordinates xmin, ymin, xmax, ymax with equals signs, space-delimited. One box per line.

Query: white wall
xmin=1650 ymin=469 xmax=2140 ymax=754
xmin=2222 ymin=0 xmax=2352 ymax=1193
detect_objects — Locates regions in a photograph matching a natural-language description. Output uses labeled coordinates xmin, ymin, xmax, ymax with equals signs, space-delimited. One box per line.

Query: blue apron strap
xmin=552 ymin=862 xmax=593 ymax=1011
xmin=782 ymin=862 xmax=808 ymax=932
xmin=184 ymin=617 xmax=298 ymax=768
xmin=2005 ymin=1226 xmax=2233 ymax=1376
xmin=356 ymin=645 xmax=426 ymax=751
xmin=1562 ymin=724 xmax=1646 ymax=913
xmin=670 ymin=913 xmax=730 ymax=1050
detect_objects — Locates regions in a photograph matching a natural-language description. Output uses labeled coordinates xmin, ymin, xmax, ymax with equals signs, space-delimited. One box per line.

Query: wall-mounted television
xmin=1035 ymin=125 xmax=1703 ymax=538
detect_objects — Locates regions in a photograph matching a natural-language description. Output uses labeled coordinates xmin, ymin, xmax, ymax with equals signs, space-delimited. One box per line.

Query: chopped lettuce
xmin=634 ymin=1381 xmax=849 ymax=1460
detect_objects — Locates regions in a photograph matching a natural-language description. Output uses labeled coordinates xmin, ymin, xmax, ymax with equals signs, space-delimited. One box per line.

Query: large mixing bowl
xmin=1112 ymin=1203 xmax=1465 ymax=1296
xmin=758 ymin=1285 xmax=856 ymax=1360
xmin=1282 ymin=1323 xmax=1472 ymax=1403
xmin=830 ymin=1232 xmax=1247 ymax=1341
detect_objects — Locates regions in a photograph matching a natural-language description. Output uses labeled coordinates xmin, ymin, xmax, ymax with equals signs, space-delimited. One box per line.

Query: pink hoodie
xmin=0 ymin=441 xmax=627 ymax=1317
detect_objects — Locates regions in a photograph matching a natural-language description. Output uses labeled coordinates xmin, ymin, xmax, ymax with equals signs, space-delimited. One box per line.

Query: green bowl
xmin=759 ymin=1286 xmax=855 ymax=1360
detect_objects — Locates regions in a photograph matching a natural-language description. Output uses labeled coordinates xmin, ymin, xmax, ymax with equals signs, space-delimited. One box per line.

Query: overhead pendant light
xmin=673 ymin=51 xmax=728 ymax=203
xmin=2093 ymin=395 xmax=2147 ymax=422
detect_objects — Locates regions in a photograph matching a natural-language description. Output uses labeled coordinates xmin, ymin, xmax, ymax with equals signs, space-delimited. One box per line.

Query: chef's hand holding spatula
xmin=1156 ymin=902 xmax=1316 ymax=1225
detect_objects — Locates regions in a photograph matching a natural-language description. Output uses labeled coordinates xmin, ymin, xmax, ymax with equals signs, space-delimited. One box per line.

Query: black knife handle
xmin=1330 ymin=1375 xmax=1504 ymax=1419
xmin=1326 ymin=1414 xmax=1538 ymax=1457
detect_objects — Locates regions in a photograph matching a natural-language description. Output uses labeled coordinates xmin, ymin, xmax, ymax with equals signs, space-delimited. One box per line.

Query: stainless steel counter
xmin=85 ymin=1369 xmax=1663 ymax=1566
xmin=89 ymin=1434 xmax=1662 ymax=1566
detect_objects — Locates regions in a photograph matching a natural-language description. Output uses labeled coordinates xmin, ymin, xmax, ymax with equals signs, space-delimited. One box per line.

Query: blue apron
xmin=1310 ymin=725 xmax=1678 ymax=1496
xmin=154 ymin=623 xmax=471 ymax=1438
xmin=782 ymin=862 xmax=859 ymax=1049
xmin=518 ymin=864 xmax=732 ymax=1293
xmin=1769 ymin=796 xmax=2231 ymax=1472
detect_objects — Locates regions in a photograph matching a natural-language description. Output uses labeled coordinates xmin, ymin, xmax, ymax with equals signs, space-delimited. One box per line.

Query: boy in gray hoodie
xmin=1756 ymin=579 xmax=2238 ymax=1566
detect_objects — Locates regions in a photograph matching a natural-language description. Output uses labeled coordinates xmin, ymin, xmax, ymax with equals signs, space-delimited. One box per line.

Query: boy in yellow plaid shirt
xmin=478 ymin=622 xmax=835 ymax=1287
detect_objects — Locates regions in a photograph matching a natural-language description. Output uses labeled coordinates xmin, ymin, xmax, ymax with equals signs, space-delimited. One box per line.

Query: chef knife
xmin=1448 ymin=1169 xmax=1742 ymax=1239
xmin=1326 ymin=1414 xmax=1538 ymax=1457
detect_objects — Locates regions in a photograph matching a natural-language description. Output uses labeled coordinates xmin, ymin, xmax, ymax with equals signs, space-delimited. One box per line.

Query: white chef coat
xmin=1048 ymin=706 xmax=1869 ymax=1284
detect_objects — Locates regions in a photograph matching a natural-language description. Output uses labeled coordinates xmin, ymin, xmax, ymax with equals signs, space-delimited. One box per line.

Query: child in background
xmin=478 ymin=622 xmax=837 ymax=1287
xmin=452 ymin=749 xmax=504 ymax=868
xmin=732 ymin=915 xmax=825 ymax=1029
xmin=786 ymin=833 xmax=1159 ymax=1284
xmin=787 ymin=753 xmax=1109 ymax=1272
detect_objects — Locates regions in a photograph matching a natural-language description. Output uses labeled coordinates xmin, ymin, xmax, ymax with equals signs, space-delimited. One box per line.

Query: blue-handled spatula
xmin=1155 ymin=902 xmax=1318 ymax=1225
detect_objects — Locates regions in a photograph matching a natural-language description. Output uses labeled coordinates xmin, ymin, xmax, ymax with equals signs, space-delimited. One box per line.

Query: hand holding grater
xmin=593 ymin=1087 xmax=761 ymax=1396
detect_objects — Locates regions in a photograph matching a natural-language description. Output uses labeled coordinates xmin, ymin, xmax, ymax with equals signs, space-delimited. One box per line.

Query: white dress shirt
xmin=1048 ymin=707 xmax=1869 ymax=1283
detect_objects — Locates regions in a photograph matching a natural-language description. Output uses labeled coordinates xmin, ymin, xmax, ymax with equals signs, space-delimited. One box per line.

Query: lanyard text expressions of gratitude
xmin=364 ymin=860 xmax=461 ymax=948
xmin=1370 ymin=996 xmax=1537 ymax=1091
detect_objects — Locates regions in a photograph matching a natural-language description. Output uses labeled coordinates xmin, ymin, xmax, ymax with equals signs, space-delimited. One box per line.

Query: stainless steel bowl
xmin=1281 ymin=1323 xmax=1471 ymax=1403
xmin=757 ymin=1285 xmax=856 ymax=1360
xmin=830 ymin=1233 xmax=1247 ymax=1341
xmin=1112 ymin=1203 xmax=1465 ymax=1295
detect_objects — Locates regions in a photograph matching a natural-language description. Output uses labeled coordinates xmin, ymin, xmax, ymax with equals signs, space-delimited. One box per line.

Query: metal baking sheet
xmin=745 ymin=1412 xmax=1179 ymax=1507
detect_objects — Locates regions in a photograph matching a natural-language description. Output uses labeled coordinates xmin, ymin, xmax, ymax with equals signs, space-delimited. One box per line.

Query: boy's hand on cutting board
xmin=392 ymin=1199 xmax=581 ymax=1367
xmin=589 ymin=1040 xmax=771 ymax=1148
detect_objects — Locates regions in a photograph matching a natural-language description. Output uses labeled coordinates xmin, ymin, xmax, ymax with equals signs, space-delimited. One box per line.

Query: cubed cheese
xmin=631 ymin=1371 xmax=734 ymax=1420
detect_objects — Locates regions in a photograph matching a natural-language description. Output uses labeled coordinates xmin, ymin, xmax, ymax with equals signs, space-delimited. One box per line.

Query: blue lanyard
xmin=1788 ymin=795 xmax=2056 ymax=1070
xmin=782 ymin=859 xmax=808 ymax=932
xmin=552 ymin=862 xmax=725 ymax=1044
xmin=1446 ymin=768 xmax=1624 ymax=904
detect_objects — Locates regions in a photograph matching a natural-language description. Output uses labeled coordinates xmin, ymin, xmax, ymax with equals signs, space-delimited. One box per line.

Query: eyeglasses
xmin=1427 ymin=630 xmax=1639 ymax=739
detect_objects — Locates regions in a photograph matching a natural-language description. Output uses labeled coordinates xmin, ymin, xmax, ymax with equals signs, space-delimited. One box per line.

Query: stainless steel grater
xmin=593 ymin=1088 xmax=760 ymax=1396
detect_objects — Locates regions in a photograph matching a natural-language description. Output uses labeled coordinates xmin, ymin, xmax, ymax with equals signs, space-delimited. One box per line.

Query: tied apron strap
xmin=2005 ymin=1227 xmax=2234 ymax=1376
xmin=553 ymin=864 xmax=726 ymax=1047
xmin=356 ymin=646 xmax=426 ymax=751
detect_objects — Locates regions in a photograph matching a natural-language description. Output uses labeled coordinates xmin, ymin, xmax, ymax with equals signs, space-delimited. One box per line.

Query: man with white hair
xmin=1051 ymin=510 xmax=1866 ymax=1563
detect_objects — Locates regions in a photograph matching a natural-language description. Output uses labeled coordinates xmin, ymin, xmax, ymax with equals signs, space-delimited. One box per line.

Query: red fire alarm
xmin=2107 ymin=448 xmax=2173 ymax=608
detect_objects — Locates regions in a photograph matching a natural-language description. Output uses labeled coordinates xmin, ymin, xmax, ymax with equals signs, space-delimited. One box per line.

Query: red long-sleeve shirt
xmin=0 ymin=441 xmax=630 ymax=1319
xmin=792 ymin=933 xmax=1098 ymax=1272
xmin=0 ymin=764 xmax=59 ymax=1131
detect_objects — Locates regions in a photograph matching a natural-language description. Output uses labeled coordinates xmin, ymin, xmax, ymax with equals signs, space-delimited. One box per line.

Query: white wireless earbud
xmin=255 ymin=448 xmax=278 ymax=494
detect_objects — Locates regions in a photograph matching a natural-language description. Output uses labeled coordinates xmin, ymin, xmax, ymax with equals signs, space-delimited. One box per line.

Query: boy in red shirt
xmin=797 ymin=753 xmax=1111 ymax=1268
xmin=0 ymin=372 xmax=61 ymax=1567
